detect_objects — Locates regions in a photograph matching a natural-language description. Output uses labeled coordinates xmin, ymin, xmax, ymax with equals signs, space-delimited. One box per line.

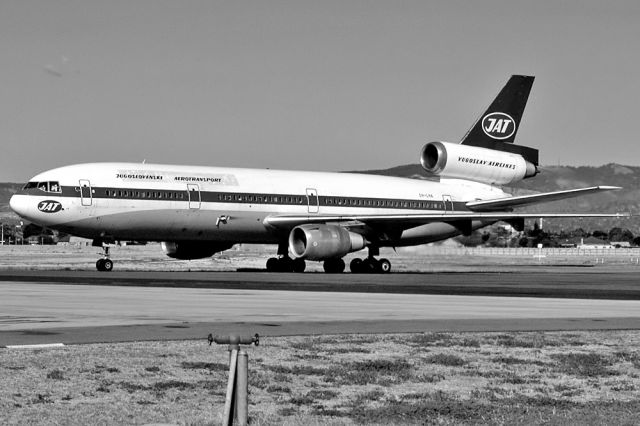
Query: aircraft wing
xmin=265 ymin=211 xmax=630 ymax=232
xmin=465 ymin=186 xmax=621 ymax=211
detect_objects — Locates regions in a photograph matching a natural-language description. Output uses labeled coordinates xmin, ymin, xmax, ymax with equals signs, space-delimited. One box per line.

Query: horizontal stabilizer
xmin=465 ymin=186 xmax=622 ymax=212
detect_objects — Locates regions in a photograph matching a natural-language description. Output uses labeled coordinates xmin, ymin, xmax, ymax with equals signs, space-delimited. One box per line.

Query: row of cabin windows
xmin=324 ymin=197 xmax=444 ymax=210
xmin=218 ymin=193 xmax=305 ymax=204
xmin=104 ymin=189 xmax=186 ymax=200
xmin=100 ymin=189 xmax=446 ymax=210
xmin=219 ymin=192 xmax=445 ymax=210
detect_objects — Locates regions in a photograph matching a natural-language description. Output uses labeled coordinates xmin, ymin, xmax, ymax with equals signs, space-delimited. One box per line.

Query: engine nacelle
xmin=420 ymin=141 xmax=537 ymax=185
xmin=161 ymin=241 xmax=233 ymax=260
xmin=289 ymin=224 xmax=366 ymax=261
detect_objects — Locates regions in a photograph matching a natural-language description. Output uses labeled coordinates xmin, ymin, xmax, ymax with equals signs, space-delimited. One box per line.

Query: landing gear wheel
xmin=96 ymin=258 xmax=113 ymax=272
xmin=266 ymin=257 xmax=279 ymax=272
xmin=350 ymin=258 xmax=363 ymax=273
xmin=291 ymin=258 xmax=306 ymax=273
xmin=278 ymin=257 xmax=292 ymax=272
xmin=362 ymin=258 xmax=378 ymax=273
xmin=378 ymin=258 xmax=391 ymax=273
xmin=323 ymin=258 xmax=345 ymax=273
xmin=102 ymin=259 xmax=114 ymax=272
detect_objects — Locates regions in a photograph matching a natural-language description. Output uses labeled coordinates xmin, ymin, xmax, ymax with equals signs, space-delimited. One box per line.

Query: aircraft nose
xmin=9 ymin=194 xmax=30 ymax=219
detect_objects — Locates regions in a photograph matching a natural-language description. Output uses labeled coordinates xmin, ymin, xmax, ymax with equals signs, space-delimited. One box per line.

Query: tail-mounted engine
xmin=289 ymin=224 xmax=365 ymax=261
xmin=420 ymin=141 xmax=537 ymax=185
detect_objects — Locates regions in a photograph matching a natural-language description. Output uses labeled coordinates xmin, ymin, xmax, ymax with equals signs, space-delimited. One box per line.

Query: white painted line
xmin=4 ymin=343 xmax=65 ymax=349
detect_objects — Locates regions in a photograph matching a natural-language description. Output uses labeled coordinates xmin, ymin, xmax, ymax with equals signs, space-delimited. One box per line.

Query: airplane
xmin=10 ymin=75 xmax=627 ymax=273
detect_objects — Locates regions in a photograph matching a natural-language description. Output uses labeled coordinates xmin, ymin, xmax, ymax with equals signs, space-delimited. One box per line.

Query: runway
xmin=1 ymin=270 xmax=640 ymax=346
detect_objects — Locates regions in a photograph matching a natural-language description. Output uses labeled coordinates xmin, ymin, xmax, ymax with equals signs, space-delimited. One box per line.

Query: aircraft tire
xmin=323 ymin=258 xmax=345 ymax=273
xmin=291 ymin=258 xmax=306 ymax=273
xmin=102 ymin=259 xmax=114 ymax=272
xmin=96 ymin=259 xmax=105 ymax=271
xmin=362 ymin=258 xmax=378 ymax=273
xmin=350 ymin=258 xmax=363 ymax=273
xmin=266 ymin=257 xmax=279 ymax=272
xmin=278 ymin=257 xmax=293 ymax=272
xmin=378 ymin=258 xmax=391 ymax=273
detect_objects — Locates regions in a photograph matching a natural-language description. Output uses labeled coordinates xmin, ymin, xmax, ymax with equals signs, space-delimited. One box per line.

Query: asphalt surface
xmin=1 ymin=269 xmax=639 ymax=299
xmin=1 ymin=270 xmax=640 ymax=346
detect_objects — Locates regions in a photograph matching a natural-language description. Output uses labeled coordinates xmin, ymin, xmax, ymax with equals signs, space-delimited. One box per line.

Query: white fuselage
xmin=10 ymin=162 xmax=507 ymax=247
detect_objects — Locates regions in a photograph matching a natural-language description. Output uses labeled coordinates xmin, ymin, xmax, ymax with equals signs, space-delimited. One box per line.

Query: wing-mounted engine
xmin=289 ymin=224 xmax=365 ymax=261
xmin=420 ymin=141 xmax=537 ymax=185
xmin=161 ymin=241 xmax=233 ymax=260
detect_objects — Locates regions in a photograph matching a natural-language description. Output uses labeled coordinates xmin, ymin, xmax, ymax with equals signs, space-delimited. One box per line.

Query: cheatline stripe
xmin=22 ymin=186 xmax=471 ymax=212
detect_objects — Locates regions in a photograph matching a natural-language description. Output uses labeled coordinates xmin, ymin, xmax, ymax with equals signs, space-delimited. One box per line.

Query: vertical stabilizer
xmin=461 ymin=75 xmax=538 ymax=165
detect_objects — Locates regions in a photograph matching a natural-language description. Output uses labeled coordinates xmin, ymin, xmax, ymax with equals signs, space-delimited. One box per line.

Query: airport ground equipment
xmin=208 ymin=333 xmax=260 ymax=426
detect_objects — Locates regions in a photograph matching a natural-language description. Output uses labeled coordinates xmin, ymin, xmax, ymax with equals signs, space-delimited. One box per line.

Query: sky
xmin=1 ymin=0 xmax=639 ymax=182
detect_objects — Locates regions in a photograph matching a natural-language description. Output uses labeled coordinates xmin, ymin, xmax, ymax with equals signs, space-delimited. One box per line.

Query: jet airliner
xmin=10 ymin=76 xmax=626 ymax=273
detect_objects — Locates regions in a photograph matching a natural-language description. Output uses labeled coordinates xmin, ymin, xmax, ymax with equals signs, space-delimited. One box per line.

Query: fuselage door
xmin=306 ymin=188 xmax=319 ymax=214
xmin=442 ymin=194 xmax=453 ymax=213
xmin=79 ymin=180 xmax=92 ymax=206
xmin=187 ymin=184 xmax=201 ymax=209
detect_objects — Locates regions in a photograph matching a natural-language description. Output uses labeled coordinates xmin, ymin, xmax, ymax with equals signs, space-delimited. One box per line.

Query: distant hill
xmin=1 ymin=164 xmax=637 ymax=232
xmin=0 ymin=183 xmax=22 ymax=213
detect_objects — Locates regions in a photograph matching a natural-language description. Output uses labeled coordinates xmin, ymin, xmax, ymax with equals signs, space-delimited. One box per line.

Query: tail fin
xmin=461 ymin=75 xmax=538 ymax=165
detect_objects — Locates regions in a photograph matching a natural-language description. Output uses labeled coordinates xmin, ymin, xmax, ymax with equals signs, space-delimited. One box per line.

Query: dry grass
xmin=2 ymin=330 xmax=640 ymax=425
xmin=1 ymin=244 xmax=640 ymax=272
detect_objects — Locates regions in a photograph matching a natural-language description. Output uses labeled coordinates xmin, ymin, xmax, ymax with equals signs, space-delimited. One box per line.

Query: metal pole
xmin=223 ymin=349 xmax=238 ymax=426
xmin=236 ymin=350 xmax=248 ymax=426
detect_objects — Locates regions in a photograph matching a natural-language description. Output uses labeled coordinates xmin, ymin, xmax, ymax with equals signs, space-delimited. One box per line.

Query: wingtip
xmin=598 ymin=185 xmax=622 ymax=191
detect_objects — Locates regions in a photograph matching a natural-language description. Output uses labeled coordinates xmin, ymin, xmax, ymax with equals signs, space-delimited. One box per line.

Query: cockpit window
xmin=23 ymin=181 xmax=61 ymax=193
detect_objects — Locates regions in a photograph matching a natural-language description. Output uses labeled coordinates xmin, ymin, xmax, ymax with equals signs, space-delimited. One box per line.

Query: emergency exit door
xmin=187 ymin=184 xmax=201 ymax=209
xmin=79 ymin=180 xmax=92 ymax=206
xmin=306 ymin=188 xmax=319 ymax=213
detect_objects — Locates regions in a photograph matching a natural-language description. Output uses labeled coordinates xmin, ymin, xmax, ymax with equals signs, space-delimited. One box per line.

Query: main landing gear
xmin=266 ymin=256 xmax=306 ymax=273
xmin=323 ymin=258 xmax=345 ymax=273
xmin=96 ymin=245 xmax=114 ymax=272
xmin=349 ymin=257 xmax=391 ymax=273
xmin=266 ymin=244 xmax=305 ymax=272
xmin=349 ymin=247 xmax=391 ymax=274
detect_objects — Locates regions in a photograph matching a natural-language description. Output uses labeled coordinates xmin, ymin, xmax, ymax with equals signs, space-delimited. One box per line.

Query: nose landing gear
xmin=96 ymin=246 xmax=114 ymax=272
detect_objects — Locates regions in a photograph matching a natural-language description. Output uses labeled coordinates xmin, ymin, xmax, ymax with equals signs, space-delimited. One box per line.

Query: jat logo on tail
xmin=482 ymin=112 xmax=516 ymax=140
xmin=37 ymin=200 xmax=62 ymax=213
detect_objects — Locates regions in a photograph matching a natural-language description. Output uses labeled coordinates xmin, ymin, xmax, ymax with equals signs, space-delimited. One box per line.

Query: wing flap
xmin=465 ymin=186 xmax=621 ymax=211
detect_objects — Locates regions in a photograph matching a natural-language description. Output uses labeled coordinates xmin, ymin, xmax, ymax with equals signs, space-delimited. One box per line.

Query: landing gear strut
xmin=349 ymin=247 xmax=391 ymax=274
xmin=96 ymin=246 xmax=114 ymax=272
